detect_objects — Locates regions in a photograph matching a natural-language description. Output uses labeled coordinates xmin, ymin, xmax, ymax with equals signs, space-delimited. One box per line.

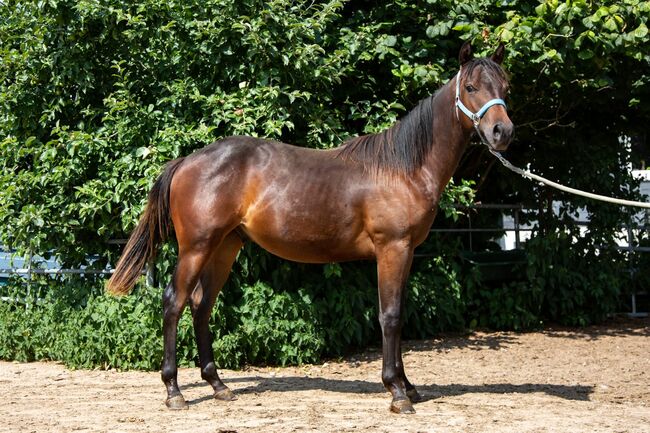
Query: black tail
xmin=107 ymin=158 xmax=185 ymax=295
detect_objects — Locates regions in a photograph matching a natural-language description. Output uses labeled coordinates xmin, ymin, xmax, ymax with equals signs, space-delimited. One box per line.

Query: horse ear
xmin=459 ymin=41 xmax=473 ymax=65
xmin=491 ymin=43 xmax=506 ymax=65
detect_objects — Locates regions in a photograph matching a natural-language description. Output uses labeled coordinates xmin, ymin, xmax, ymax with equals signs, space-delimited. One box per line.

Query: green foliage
xmin=404 ymin=255 xmax=467 ymax=336
xmin=226 ymin=282 xmax=324 ymax=366
xmin=0 ymin=251 xmax=471 ymax=369
xmin=439 ymin=178 xmax=476 ymax=221
xmin=0 ymin=0 xmax=648 ymax=369
xmin=524 ymin=228 xmax=629 ymax=326
xmin=0 ymin=281 xmax=324 ymax=369
xmin=0 ymin=285 xmax=166 ymax=369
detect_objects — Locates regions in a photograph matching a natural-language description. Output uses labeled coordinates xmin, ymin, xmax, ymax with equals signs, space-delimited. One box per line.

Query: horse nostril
xmin=493 ymin=123 xmax=503 ymax=140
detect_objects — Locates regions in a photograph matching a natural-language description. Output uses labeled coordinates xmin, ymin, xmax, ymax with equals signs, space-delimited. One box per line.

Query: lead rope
xmin=455 ymin=68 xmax=649 ymax=209
xmin=487 ymin=147 xmax=650 ymax=209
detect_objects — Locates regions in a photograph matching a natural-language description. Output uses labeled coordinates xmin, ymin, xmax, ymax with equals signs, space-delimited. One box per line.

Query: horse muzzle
xmin=485 ymin=119 xmax=514 ymax=151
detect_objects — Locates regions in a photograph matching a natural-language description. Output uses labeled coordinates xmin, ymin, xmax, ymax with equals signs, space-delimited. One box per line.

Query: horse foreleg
xmin=376 ymin=242 xmax=415 ymax=414
xmin=395 ymin=330 xmax=422 ymax=403
xmin=393 ymin=279 xmax=421 ymax=402
xmin=190 ymin=233 xmax=242 ymax=402
xmin=162 ymin=248 xmax=212 ymax=410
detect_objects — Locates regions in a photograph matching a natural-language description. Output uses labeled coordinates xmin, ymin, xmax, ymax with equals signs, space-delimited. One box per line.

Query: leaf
xmin=603 ymin=17 xmax=618 ymax=31
xmin=452 ymin=23 xmax=472 ymax=32
xmin=577 ymin=49 xmax=594 ymax=60
xmin=500 ymin=28 xmax=515 ymax=41
xmin=383 ymin=35 xmax=397 ymax=47
xmin=633 ymin=22 xmax=648 ymax=39
xmin=135 ymin=147 xmax=151 ymax=158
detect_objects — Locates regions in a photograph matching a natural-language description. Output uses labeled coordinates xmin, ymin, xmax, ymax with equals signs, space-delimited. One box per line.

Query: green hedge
xmin=0 ymin=232 xmax=632 ymax=370
xmin=0 ymin=0 xmax=647 ymax=369
xmin=0 ymin=259 xmax=452 ymax=369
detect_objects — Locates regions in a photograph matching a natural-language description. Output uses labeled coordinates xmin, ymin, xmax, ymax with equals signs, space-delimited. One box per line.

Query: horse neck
xmin=417 ymin=80 xmax=472 ymax=202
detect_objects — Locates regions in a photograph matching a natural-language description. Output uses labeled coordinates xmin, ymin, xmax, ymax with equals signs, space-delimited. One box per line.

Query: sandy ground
xmin=1 ymin=318 xmax=648 ymax=433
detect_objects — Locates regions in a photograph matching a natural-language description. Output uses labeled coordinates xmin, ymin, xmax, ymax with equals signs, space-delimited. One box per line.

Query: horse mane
xmin=335 ymin=57 xmax=508 ymax=175
xmin=335 ymin=94 xmax=436 ymax=175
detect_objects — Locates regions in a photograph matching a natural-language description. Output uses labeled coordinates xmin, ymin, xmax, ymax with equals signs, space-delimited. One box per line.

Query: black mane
xmin=335 ymin=94 xmax=435 ymax=175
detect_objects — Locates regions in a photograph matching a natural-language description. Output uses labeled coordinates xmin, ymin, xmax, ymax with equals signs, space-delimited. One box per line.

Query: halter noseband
xmin=455 ymin=67 xmax=507 ymax=127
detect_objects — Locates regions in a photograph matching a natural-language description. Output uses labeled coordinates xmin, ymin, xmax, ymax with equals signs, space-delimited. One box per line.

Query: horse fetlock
xmin=161 ymin=366 xmax=178 ymax=384
xmin=406 ymin=387 xmax=423 ymax=403
xmin=382 ymin=373 xmax=407 ymax=395
xmin=382 ymin=374 xmax=397 ymax=388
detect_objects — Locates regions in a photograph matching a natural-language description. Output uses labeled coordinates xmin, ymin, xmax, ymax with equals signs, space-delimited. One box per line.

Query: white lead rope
xmin=488 ymin=149 xmax=650 ymax=209
xmin=453 ymin=67 xmax=649 ymax=209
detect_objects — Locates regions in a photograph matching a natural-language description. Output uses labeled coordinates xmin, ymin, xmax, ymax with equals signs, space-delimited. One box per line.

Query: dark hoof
xmin=165 ymin=394 xmax=189 ymax=410
xmin=214 ymin=387 xmax=238 ymax=401
xmin=390 ymin=398 xmax=416 ymax=414
xmin=407 ymin=388 xmax=423 ymax=403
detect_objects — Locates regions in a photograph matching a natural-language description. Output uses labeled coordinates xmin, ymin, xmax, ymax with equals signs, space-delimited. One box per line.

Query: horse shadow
xmin=178 ymin=329 xmax=610 ymax=406
xmin=181 ymin=375 xmax=593 ymax=406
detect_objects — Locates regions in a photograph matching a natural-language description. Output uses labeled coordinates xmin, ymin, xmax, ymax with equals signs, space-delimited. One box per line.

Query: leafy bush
xmin=0 ymin=0 xmax=648 ymax=369
xmin=0 ymin=241 xmax=471 ymax=370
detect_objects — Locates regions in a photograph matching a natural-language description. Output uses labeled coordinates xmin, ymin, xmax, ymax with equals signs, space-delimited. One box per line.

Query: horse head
xmin=455 ymin=41 xmax=514 ymax=151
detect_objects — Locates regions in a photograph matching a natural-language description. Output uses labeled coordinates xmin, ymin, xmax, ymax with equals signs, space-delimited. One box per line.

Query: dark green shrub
xmin=0 ymin=0 xmax=648 ymax=369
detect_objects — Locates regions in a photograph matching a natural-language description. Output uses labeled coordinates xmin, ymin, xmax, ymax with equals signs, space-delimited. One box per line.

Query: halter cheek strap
xmin=455 ymin=68 xmax=507 ymax=126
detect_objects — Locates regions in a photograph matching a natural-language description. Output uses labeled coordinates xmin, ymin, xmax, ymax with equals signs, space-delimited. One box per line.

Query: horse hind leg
xmin=161 ymin=241 xmax=217 ymax=410
xmin=189 ymin=232 xmax=243 ymax=401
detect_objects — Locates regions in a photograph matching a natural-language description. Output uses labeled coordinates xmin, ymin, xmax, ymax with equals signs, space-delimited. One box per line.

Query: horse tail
xmin=107 ymin=157 xmax=186 ymax=295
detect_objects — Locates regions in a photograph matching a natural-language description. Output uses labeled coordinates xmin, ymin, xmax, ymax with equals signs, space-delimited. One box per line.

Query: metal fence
xmin=427 ymin=203 xmax=649 ymax=317
xmin=1 ymin=204 xmax=647 ymax=316
xmin=0 ymin=240 xmax=155 ymax=303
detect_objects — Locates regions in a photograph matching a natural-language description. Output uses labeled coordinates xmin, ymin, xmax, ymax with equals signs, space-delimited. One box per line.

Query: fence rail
xmin=1 ymin=203 xmax=647 ymax=316
xmin=0 ymin=268 xmax=114 ymax=275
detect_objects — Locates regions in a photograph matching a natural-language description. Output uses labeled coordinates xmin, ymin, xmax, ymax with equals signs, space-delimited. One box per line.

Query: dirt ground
xmin=1 ymin=318 xmax=648 ymax=433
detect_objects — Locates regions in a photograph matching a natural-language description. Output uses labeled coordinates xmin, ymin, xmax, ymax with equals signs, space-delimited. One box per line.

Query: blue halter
xmin=455 ymin=68 xmax=507 ymax=126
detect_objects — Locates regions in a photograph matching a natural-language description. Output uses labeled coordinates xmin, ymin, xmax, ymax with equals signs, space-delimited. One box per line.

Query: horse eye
xmin=465 ymin=84 xmax=476 ymax=93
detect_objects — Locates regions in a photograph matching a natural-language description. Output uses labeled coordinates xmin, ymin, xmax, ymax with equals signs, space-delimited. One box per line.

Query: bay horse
xmin=107 ymin=42 xmax=513 ymax=414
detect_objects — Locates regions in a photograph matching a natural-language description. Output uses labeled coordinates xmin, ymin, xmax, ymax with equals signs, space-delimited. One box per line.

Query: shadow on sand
xmin=182 ymin=375 xmax=592 ymax=406
xmin=176 ymin=320 xmax=650 ymax=406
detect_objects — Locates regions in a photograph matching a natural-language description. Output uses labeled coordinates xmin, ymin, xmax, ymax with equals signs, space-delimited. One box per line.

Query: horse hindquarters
xmin=161 ymin=154 xmax=246 ymax=408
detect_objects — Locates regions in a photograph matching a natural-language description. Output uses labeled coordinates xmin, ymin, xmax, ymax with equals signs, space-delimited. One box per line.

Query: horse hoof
xmin=165 ymin=394 xmax=189 ymax=410
xmin=390 ymin=398 xmax=416 ymax=414
xmin=407 ymin=388 xmax=423 ymax=403
xmin=214 ymin=388 xmax=237 ymax=401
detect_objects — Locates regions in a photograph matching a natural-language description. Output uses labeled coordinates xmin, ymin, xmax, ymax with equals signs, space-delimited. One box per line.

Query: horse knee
xmin=379 ymin=310 xmax=401 ymax=332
